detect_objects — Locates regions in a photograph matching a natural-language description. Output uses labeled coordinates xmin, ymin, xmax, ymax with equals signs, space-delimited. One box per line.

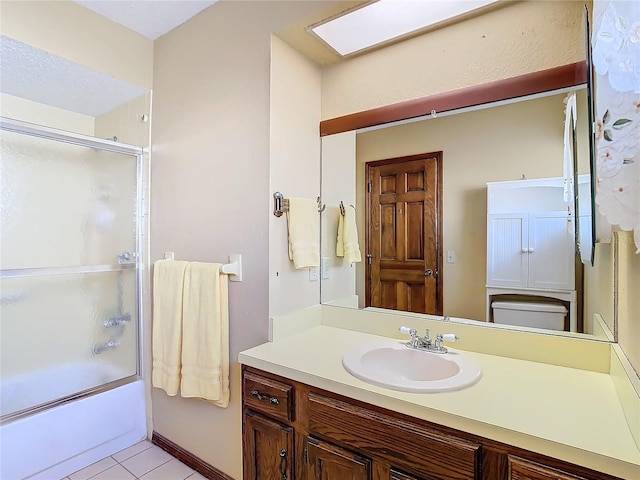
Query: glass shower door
xmin=0 ymin=126 xmax=141 ymax=420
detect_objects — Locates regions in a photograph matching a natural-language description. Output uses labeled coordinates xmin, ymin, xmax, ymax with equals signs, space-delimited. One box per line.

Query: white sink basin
xmin=342 ymin=340 xmax=482 ymax=393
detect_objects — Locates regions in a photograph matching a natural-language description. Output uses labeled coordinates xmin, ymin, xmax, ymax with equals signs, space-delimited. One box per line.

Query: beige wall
xmin=0 ymin=94 xmax=95 ymax=135
xmin=616 ymin=231 xmax=640 ymax=374
xmin=0 ymin=0 xmax=153 ymax=90
xmin=321 ymin=0 xmax=587 ymax=120
xmin=95 ymin=92 xmax=152 ymax=147
xmin=150 ymin=2 xmax=332 ymax=477
xmin=356 ymin=93 xmax=570 ymax=321
xmin=584 ymin=242 xmax=615 ymax=336
xmin=269 ymin=35 xmax=322 ymax=317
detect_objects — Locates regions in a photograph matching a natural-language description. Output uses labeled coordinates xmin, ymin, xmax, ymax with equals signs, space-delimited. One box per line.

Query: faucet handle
xmin=399 ymin=326 xmax=415 ymax=335
xmin=440 ymin=334 xmax=458 ymax=342
xmin=423 ymin=329 xmax=431 ymax=342
xmin=399 ymin=326 xmax=421 ymax=348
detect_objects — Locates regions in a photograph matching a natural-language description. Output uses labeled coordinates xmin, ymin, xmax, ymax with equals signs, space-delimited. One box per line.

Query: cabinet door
xmin=243 ymin=410 xmax=293 ymax=480
xmin=487 ymin=213 xmax=528 ymax=287
xmin=528 ymin=212 xmax=575 ymax=290
xmin=307 ymin=437 xmax=370 ymax=480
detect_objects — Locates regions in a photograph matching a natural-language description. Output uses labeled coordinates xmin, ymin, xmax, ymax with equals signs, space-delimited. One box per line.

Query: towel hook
xmin=339 ymin=201 xmax=345 ymax=216
xmin=317 ymin=197 xmax=326 ymax=213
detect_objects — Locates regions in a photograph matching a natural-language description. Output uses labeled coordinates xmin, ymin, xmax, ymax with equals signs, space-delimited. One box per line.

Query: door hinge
xmin=304 ymin=446 xmax=308 ymax=464
xmin=242 ymin=421 xmax=245 ymax=434
xmin=367 ymin=182 xmax=371 ymax=193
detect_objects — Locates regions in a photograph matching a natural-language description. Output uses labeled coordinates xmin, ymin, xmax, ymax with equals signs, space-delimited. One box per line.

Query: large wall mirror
xmin=318 ymin=2 xmax=615 ymax=341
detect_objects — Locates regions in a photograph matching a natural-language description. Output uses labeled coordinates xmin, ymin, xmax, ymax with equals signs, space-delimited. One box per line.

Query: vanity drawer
xmin=307 ymin=393 xmax=480 ymax=479
xmin=508 ymin=456 xmax=590 ymax=480
xmin=243 ymin=372 xmax=294 ymax=422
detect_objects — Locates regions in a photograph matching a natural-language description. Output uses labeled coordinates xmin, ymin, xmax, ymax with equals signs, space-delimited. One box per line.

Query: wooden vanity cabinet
xmin=242 ymin=366 xmax=621 ymax=480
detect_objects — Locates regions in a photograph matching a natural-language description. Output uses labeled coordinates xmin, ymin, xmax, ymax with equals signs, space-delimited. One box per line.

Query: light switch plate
xmin=446 ymin=251 xmax=456 ymax=263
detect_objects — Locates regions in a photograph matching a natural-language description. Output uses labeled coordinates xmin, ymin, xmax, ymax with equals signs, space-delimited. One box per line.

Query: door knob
xmin=425 ymin=269 xmax=433 ymax=276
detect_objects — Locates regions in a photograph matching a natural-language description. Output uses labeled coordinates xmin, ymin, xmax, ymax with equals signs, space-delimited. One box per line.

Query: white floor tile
xmin=120 ymin=445 xmax=173 ymax=478
xmin=138 ymin=459 xmax=194 ymax=480
xmin=69 ymin=457 xmax=117 ymax=480
xmin=112 ymin=440 xmax=154 ymax=463
xmin=90 ymin=464 xmax=136 ymax=480
xmin=186 ymin=473 xmax=208 ymax=480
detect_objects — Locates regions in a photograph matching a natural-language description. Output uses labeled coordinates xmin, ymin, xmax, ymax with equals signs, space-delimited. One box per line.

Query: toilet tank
xmin=492 ymin=301 xmax=567 ymax=331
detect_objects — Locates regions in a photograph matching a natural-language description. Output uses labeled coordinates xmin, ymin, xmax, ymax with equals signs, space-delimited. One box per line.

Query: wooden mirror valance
xmin=319 ymin=61 xmax=587 ymax=136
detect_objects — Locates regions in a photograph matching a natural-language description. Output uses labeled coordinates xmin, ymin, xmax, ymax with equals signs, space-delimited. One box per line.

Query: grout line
xmin=121 ymin=456 xmax=173 ymax=480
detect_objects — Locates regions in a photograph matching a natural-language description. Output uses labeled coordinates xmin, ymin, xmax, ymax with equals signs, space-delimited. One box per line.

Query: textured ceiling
xmin=0 ymin=36 xmax=149 ymax=117
xmin=74 ymin=0 xmax=218 ymax=39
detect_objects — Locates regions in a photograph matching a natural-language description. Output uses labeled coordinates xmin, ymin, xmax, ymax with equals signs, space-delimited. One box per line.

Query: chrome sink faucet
xmin=399 ymin=326 xmax=458 ymax=354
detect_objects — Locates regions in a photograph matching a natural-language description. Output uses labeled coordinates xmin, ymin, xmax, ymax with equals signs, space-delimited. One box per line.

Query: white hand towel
xmin=152 ymin=259 xmax=188 ymax=396
xmin=563 ymin=92 xmax=577 ymax=203
xmin=287 ymin=198 xmax=320 ymax=268
xmin=337 ymin=205 xmax=362 ymax=264
xmin=180 ymin=262 xmax=230 ymax=407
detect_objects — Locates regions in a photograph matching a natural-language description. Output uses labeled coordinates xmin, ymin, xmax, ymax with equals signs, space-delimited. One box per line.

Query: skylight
xmin=311 ymin=0 xmax=500 ymax=57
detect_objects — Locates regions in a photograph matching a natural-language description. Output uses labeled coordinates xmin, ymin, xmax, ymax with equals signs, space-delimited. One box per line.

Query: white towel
xmin=180 ymin=262 xmax=230 ymax=407
xmin=152 ymin=259 xmax=188 ymax=396
xmin=337 ymin=205 xmax=362 ymax=264
xmin=563 ymin=92 xmax=577 ymax=204
xmin=287 ymin=198 xmax=320 ymax=268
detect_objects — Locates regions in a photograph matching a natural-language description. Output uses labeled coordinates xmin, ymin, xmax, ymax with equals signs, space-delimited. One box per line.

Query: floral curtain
xmin=592 ymin=0 xmax=640 ymax=252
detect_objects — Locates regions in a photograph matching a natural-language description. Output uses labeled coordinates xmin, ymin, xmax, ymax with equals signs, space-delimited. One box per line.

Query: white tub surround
xmin=239 ymin=307 xmax=640 ymax=480
xmin=0 ymin=380 xmax=146 ymax=480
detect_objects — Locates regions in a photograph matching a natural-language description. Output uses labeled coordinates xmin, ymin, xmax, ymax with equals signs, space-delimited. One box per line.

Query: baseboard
xmin=152 ymin=432 xmax=235 ymax=480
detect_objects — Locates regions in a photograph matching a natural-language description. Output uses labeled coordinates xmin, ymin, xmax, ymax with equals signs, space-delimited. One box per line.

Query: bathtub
xmin=1 ymin=363 xmax=146 ymax=480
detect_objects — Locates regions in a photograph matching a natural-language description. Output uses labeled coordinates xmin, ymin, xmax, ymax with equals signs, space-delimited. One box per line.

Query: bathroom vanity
xmin=238 ymin=310 xmax=639 ymax=480
xmin=242 ymin=366 xmax=618 ymax=479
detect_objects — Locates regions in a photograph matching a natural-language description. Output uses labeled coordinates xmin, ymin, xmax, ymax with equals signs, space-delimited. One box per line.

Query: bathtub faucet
xmin=92 ymin=339 xmax=119 ymax=355
xmin=103 ymin=313 xmax=131 ymax=327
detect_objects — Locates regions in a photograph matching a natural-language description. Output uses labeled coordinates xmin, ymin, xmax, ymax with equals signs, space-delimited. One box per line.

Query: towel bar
xmin=273 ymin=192 xmax=326 ymax=217
xmin=162 ymin=252 xmax=243 ymax=282
xmin=273 ymin=192 xmax=289 ymax=217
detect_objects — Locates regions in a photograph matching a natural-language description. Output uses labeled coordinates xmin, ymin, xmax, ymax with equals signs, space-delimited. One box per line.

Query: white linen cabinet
xmin=486 ymin=177 xmax=578 ymax=332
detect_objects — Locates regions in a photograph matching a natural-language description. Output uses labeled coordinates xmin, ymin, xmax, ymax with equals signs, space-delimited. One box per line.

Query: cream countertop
xmin=239 ymin=325 xmax=640 ymax=480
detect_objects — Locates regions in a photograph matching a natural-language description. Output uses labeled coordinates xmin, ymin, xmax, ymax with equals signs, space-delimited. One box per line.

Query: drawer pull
xmin=250 ymin=389 xmax=280 ymax=405
xmin=279 ymin=448 xmax=287 ymax=480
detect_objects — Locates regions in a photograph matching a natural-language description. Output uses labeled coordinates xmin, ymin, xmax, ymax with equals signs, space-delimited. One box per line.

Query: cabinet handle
xmin=250 ymin=389 xmax=280 ymax=405
xmin=279 ymin=448 xmax=287 ymax=480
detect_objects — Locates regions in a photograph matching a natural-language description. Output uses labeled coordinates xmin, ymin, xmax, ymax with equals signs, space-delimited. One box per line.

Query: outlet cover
xmin=309 ymin=266 xmax=320 ymax=281
xmin=321 ymin=257 xmax=330 ymax=279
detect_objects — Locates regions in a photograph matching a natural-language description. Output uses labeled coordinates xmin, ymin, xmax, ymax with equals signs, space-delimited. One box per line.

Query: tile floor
xmin=62 ymin=441 xmax=206 ymax=480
